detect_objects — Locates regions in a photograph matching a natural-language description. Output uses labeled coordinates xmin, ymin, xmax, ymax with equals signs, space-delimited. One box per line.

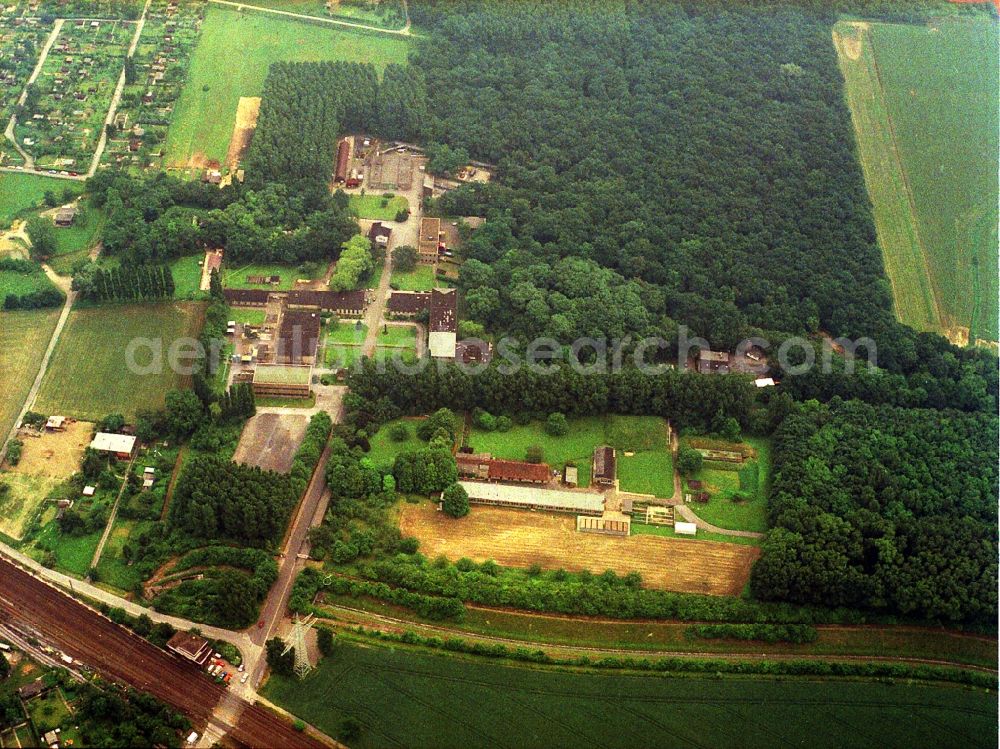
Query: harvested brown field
xmin=226 ymin=96 xmax=261 ymax=170
xmin=233 ymin=411 xmax=308 ymax=472
xmin=399 ymin=502 xmax=759 ymax=596
xmin=12 ymin=420 xmax=92 ymax=479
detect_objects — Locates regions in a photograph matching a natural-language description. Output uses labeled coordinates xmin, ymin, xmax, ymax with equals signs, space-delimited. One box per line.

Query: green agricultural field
xmin=264 ymin=642 xmax=998 ymax=749
xmin=0 ymin=174 xmax=83 ymax=227
xmin=34 ymin=302 xmax=206 ymax=421
xmin=835 ymin=17 xmax=999 ymax=344
xmin=163 ymin=6 xmax=410 ymax=168
xmin=390 ymin=264 xmax=438 ymax=291
xmin=31 ymin=522 xmax=103 ymax=577
xmin=349 ymin=194 xmax=409 ymax=221
xmin=0 ymin=309 xmax=61 ymax=440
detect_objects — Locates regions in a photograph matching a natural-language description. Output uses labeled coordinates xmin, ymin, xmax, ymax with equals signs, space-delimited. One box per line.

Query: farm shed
xmin=90 ymin=432 xmax=137 ymax=460
xmin=252 ymin=364 xmax=311 ymax=398
xmin=456 ymin=453 xmax=551 ymax=484
xmin=577 ymin=514 xmax=631 ymax=536
xmin=592 ymin=445 xmax=617 ymax=486
xmin=458 ymin=481 xmax=605 ymax=516
xmin=429 ymin=288 xmax=457 ymax=359
xmin=45 ymin=415 xmax=67 ymax=431
xmin=335 ymin=138 xmax=350 ymax=183
xmin=697 ymin=349 xmax=730 ymax=374
xmin=54 ymin=205 xmax=77 ymax=226
xmin=418 ymin=217 xmax=442 ymax=263
xmin=166 ymin=631 xmax=212 ymax=667
xmin=563 ymin=465 xmax=579 ymax=486
xmin=674 ymin=521 xmax=697 ymax=536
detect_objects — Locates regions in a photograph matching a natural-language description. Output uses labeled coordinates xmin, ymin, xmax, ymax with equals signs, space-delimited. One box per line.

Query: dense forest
xmin=246 ymin=61 xmax=428 ymax=192
xmin=84 ymin=168 xmax=358 ymax=267
xmin=409 ymin=0 xmax=996 ymax=411
xmin=168 ymin=456 xmax=297 ymax=545
xmin=345 ymin=358 xmax=763 ymax=434
xmin=751 ymin=399 xmax=997 ymax=623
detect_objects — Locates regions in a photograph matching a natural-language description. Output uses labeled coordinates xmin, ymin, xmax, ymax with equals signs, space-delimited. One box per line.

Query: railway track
xmin=0 ymin=558 xmax=328 ymax=748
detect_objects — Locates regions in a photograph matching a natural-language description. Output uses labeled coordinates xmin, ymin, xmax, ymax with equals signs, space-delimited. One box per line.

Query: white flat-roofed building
xmin=458 ymin=481 xmax=604 ymax=516
xmin=90 ymin=432 xmax=137 ymax=459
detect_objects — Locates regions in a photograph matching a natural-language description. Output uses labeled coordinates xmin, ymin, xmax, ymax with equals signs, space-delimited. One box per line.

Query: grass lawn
xmin=34 ymin=302 xmax=206 ymax=421
xmin=682 ymin=436 xmax=771 ymax=533
xmin=349 ymin=194 xmax=409 ymax=221
xmin=835 ymin=17 xmax=998 ymax=343
xmin=0 ymin=473 xmax=60 ymax=541
xmin=390 ymin=264 xmax=437 ymax=291
xmin=255 ymin=394 xmax=317 ymax=409
xmin=0 ymin=309 xmax=61 ymax=440
xmin=163 ymin=5 xmax=410 ymax=168
xmin=367 ymin=417 xmax=425 ymax=470
xmin=263 ymin=640 xmax=998 ymax=749
xmin=0 ymin=264 xmax=60 ymax=297
xmin=26 ymin=687 xmax=73 ymax=735
xmin=363 ymin=258 xmax=384 ymax=289
xmin=376 ymin=324 xmax=416 ymax=347
xmin=96 ymin=519 xmax=155 ymax=592
xmin=468 ymin=415 xmax=671 ymax=491
xmin=46 ymin=204 xmax=106 ymax=276
xmin=169 ymin=254 xmax=208 ymax=299
xmin=32 ymin=523 xmax=102 ymax=577
xmin=221 ymin=262 xmax=320 ymax=291
xmin=327 ymin=320 xmax=368 ymax=344
xmin=0 ymin=174 xmax=83 ymax=227
xmin=325 ymin=344 xmax=364 ymax=368
xmin=230 ymin=308 xmax=267 ymax=325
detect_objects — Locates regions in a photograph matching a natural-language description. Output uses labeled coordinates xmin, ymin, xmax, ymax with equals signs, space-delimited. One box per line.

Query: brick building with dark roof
xmin=429 ymin=288 xmax=457 ymax=359
xmin=223 ymin=288 xmax=271 ymax=307
xmin=287 ymin=289 xmax=366 ymax=315
xmin=456 ymin=453 xmax=550 ymax=484
xmin=592 ymin=445 xmax=617 ymax=486
xmin=386 ymin=291 xmax=431 ymax=317
xmin=275 ymin=309 xmax=321 ymax=365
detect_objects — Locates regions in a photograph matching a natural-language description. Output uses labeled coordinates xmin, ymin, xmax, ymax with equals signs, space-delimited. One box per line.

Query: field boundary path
xmin=87 ymin=0 xmax=152 ymax=179
xmin=3 ymin=19 xmax=64 ymax=170
xmin=315 ymin=602 xmax=998 ymax=674
xmin=208 ymin=0 xmax=412 ymax=36
xmin=88 ymin=453 xmax=138 ymax=572
xmin=0 ymin=270 xmax=75 ymax=463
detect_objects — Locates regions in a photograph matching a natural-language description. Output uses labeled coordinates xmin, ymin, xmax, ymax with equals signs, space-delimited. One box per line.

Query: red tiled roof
xmin=487 ymin=458 xmax=550 ymax=483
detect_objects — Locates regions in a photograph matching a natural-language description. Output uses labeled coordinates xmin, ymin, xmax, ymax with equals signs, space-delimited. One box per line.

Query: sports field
xmin=0 ymin=309 xmax=61 ymax=440
xmin=162 ymin=6 xmax=410 ymax=169
xmin=400 ymin=502 xmax=757 ymax=596
xmin=835 ymin=17 xmax=999 ymax=344
xmin=34 ymin=302 xmax=206 ymax=421
xmin=264 ymin=642 xmax=999 ymax=749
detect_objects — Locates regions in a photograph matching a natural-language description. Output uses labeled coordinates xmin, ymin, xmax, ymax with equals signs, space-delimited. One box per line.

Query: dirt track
xmin=233 ymin=412 xmax=309 ymax=472
xmin=0 ymin=558 xmax=327 ymax=749
xmin=226 ymin=97 xmax=261 ymax=170
xmin=399 ymin=503 xmax=759 ymax=596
